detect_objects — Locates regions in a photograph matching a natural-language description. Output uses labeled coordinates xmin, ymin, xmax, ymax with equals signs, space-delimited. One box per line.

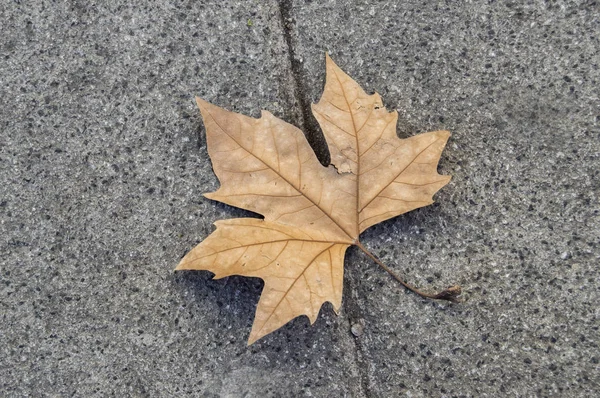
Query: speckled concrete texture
xmin=287 ymin=1 xmax=600 ymax=396
xmin=0 ymin=1 xmax=361 ymax=396
xmin=1 ymin=0 xmax=598 ymax=397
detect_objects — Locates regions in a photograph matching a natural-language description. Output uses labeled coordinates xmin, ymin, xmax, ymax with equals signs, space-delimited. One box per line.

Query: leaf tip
xmin=247 ymin=333 xmax=260 ymax=346
xmin=437 ymin=130 xmax=451 ymax=141
xmin=175 ymin=248 xmax=207 ymax=272
xmin=260 ymin=109 xmax=274 ymax=120
xmin=174 ymin=258 xmax=188 ymax=271
xmin=325 ymin=52 xmax=340 ymax=70
xmin=203 ymin=192 xmax=217 ymax=200
xmin=195 ymin=96 xmax=207 ymax=108
xmin=195 ymin=97 xmax=217 ymax=120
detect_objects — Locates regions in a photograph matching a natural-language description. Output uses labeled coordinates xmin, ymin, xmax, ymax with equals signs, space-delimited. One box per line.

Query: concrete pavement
xmin=1 ymin=1 xmax=598 ymax=396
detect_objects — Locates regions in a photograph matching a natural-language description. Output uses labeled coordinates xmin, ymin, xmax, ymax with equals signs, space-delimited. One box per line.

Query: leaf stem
xmin=355 ymin=241 xmax=462 ymax=302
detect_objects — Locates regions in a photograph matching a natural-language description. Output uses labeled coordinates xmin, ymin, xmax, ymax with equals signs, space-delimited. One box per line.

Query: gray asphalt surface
xmin=1 ymin=1 xmax=598 ymax=397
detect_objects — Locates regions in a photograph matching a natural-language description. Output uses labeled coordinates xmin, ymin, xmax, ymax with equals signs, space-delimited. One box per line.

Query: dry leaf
xmin=177 ymin=54 xmax=451 ymax=344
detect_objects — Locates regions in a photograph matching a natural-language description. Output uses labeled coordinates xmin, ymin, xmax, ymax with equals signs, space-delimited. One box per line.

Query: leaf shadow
xmin=171 ymin=269 xmax=263 ymax=344
xmin=174 ymin=269 xmax=262 ymax=314
xmin=171 ymin=269 xmax=346 ymax=351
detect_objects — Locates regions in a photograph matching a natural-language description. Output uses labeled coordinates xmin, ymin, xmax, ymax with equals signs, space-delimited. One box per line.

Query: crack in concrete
xmin=343 ymin=252 xmax=374 ymax=397
xmin=276 ymin=3 xmax=371 ymax=395
xmin=277 ymin=0 xmax=330 ymax=166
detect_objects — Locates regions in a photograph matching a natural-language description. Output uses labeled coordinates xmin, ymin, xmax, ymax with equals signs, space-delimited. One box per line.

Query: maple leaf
xmin=177 ymin=55 xmax=454 ymax=344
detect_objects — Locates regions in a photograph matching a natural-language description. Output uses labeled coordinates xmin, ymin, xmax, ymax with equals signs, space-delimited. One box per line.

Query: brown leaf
xmin=177 ymin=54 xmax=451 ymax=344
